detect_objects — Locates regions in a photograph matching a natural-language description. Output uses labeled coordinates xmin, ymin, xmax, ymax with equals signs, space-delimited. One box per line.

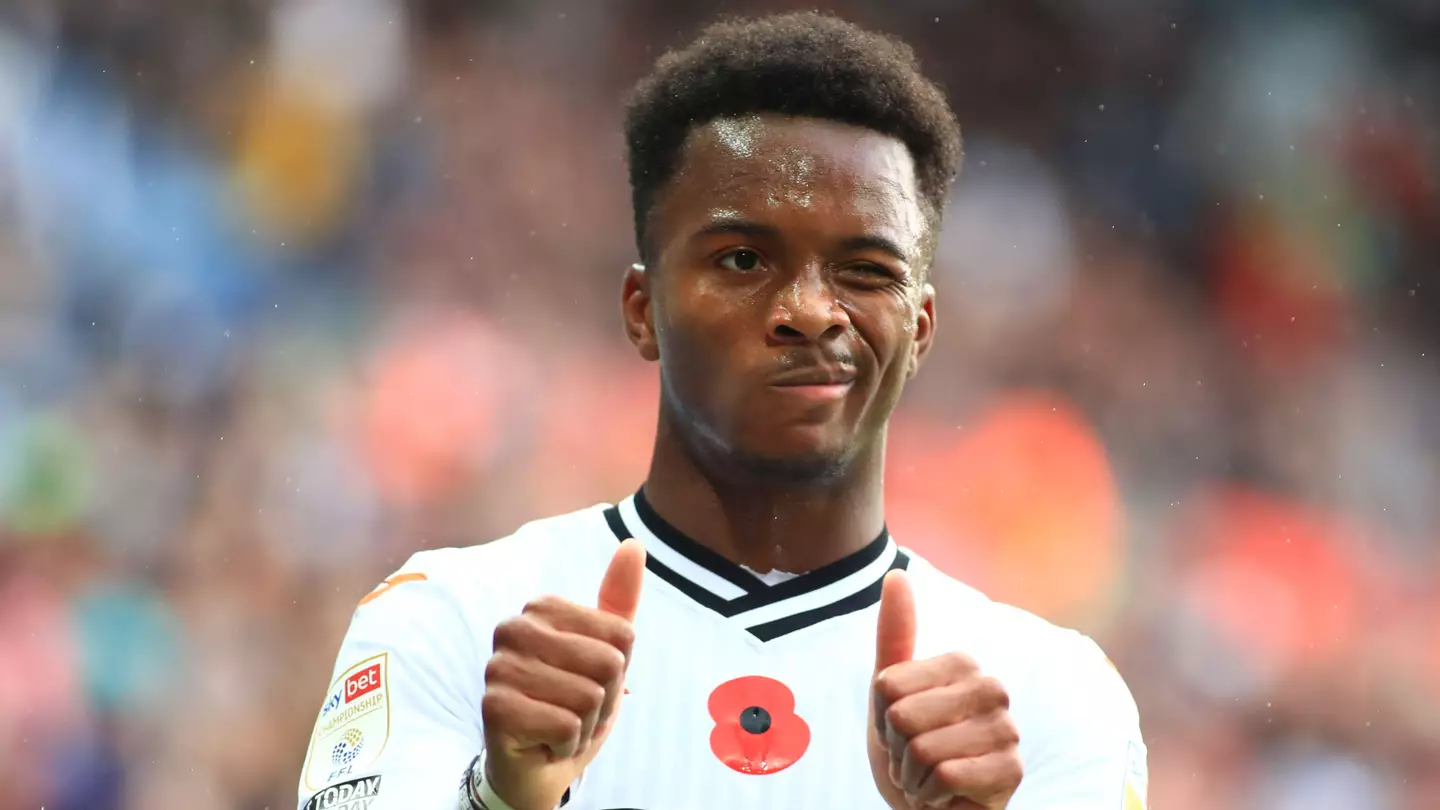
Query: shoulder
xmin=900 ymin=551 xmax=1075 ymax=659
xmin=434 ymin=502 xmax=615 ymax=569
xmin=393 ymin=502 xmax=615 ymax=595
xmin=349 ymin=503 xmax=619 ymax=637
xmin=903 ymin=552 xmax=1146 ymax=804
xmin=902 ymin=550 xmax=1140 ymax=729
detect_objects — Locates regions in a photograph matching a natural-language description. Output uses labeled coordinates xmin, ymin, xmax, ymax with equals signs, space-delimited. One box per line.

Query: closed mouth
xmin=768 ymin=366 xmax=858 ymax=387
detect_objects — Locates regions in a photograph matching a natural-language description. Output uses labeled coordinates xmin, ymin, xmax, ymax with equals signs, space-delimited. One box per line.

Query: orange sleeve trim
xmin=358 ymin=572 xmax=429 ymax=607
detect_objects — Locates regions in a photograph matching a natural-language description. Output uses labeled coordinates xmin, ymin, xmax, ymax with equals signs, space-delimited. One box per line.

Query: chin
xmin=675 ymin=405 xmax=863 ymax=486
xmin=726 ymin=443 xmax=854 ymax=486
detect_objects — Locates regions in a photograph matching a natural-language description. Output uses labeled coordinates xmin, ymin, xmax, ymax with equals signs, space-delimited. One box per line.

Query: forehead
xmin=655 ymin=114 xmax=925 ymax=245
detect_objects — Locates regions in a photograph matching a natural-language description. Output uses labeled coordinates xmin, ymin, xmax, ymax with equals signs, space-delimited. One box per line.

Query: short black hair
xmin=624 ymin=11 xmax=963 ymax=266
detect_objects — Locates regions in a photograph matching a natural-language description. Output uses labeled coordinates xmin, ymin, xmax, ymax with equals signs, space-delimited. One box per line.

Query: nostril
xmin=774 ymin=324 xmax=804 ymax=339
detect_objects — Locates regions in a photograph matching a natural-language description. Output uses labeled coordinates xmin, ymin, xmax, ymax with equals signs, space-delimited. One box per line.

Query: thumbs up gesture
xmin=481 ymin=539 xmax=646 ymax=810
xmin=869 ymin=571 xmax=1024 ymax=810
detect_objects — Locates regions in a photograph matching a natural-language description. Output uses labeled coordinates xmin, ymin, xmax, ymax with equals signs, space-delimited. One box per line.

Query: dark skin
xmin=482 ymin=114 xmax=1021 ymax=810
xmin=621 ymin=113 xmax=937 ymax=574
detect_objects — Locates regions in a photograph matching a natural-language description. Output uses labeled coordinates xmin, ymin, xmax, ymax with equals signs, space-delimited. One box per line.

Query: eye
xmin=841 ymin=263 xmax=898 ymax=283
xmin=718 ymin=249 xmax=764 ymax=272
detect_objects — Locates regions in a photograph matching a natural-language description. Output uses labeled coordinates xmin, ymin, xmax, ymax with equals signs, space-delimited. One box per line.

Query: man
xmin=298 ymin=12 xmax=1147 ymax=810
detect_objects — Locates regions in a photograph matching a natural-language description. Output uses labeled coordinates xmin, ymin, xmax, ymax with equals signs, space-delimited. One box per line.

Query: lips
xmin=768 ymin=365 xmax=858 ymax=387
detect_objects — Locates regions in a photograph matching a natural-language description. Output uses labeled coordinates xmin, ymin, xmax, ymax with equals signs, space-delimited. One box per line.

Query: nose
xmin=767 ymin=269 xmax=851 ymax=345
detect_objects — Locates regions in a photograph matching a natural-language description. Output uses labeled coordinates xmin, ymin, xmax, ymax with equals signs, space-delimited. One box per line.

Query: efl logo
xmin=345 ymin=664 xmax=382 ymax=704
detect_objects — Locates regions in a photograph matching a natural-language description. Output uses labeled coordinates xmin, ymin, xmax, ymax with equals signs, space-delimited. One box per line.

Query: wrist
xmin=459 ymin=751 xmax=514 ymax=810
xmin=459 ymin=752 xmax=573 ymax=810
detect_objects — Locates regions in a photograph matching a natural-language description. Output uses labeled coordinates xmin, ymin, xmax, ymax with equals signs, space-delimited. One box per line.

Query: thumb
xmin=596 ymin=538 xmax=646 ymax=621
xmin=874 ymin=568 xmax=916 ymax=674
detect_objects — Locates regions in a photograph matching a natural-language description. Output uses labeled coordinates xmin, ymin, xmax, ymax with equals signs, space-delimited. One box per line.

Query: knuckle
xmin=906 ymin=736 xmax=943 ymax=768
xmin=1003 ymin=751 xmax=1026 ymax=785
xmin=579 ymin=682 xmax=607 ymax=714
xmin=934 ymin=758 xmax=964 ymax=786
xmin=491 ymin=618 xmax=517 ymax=649
xmin=596 ymin=645 xmax=627 ymax=682
xmin=609 ymin=618 xmax=636 ymax=652
xmin=524 ymin=594 xmax=566 ymax=615
xmin=483 ymin=652 xmax=510 ymax=684
xmin=491 ymin=615 xmax=534 ymax=649
xmin=978 ymin=675 xmax=1010 ymax=708
xmin=944 ymin=651 xmax=977 ymax=672
xmin=884 ymin=703 xmax=918 ymax=736
xmin=479 ymin=688 xmax=512 ymax=721
xmin=874 ymin=669 xmax=905 ymax=702
xmin=558 ymin=711 xmax=584 ymax=739
xmin=937 ymin=757 xmax=980 ymax=788
xmin=993 ymin=715 xmax=1021 ymax=748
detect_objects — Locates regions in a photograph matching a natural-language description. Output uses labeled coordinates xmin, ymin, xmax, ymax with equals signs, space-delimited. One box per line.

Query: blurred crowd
xmin=1 ymin=1 xmax=1438 ymax=808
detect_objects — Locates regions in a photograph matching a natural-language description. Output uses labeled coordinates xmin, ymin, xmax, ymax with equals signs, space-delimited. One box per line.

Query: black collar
xmin=602 ymin=489 xmax=908 ymax=641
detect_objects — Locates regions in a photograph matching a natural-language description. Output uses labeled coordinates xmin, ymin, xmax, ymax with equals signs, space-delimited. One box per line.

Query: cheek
xmin=894 ymin=293 xmax=927 ymax=351
xmin=660 ymin=276 xmax=757 ymax=351
xmin=892 ymin=298 xmax=915 ymax=335
xmin=894 ymin=291 xmax=921 ymax=334
xmin=843 ymin=295 xmax=918 ymax=364
xmin=655 ymin=285 xmax=744 ymax=390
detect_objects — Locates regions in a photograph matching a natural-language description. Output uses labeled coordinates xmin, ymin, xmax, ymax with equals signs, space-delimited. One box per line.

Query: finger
xmin=887 ymin=722 xmax=907 ymax=788
xmin=929 ymin=751 xmax=1025 ymax=805
xmin=873 ymin=569 xmax=917 ymax=740
xmin=593 ymin=669 xmax=627 ymax=741
xmin=485 ymin=652 xmax=607 ymax=753
xmin=590 ymin=538 xmax=645 ymax=733
xmin=515 ymin=599 xmax=633 ymax=668
xmin=874 ymin=653 xmax=979 ymax=748
xmin=874 ymin=569 xmax=916 ymax=674
xmin=884 ymin=677 xmax=1010 ymax=738
xmin=597 ymin=538 xmax=646 ymax=621
xmin=481 ymin=686 xmax=584 ymax=759
xmin=875 ymin=652 xmax=981 ymax=709
xmin=900 ymin=718 xmax=1019 ymax=799
xmin=494 ymin=613 xmax=630 ymax=687
xmin=503 ymin=607 xmax=633 ymax=739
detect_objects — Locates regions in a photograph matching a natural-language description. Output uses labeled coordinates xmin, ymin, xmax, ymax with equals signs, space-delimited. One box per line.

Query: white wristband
xmin=468 ymin=750 xmax=519 ymax=810
xmin=462 ymin=750 xmax=574 ymax=810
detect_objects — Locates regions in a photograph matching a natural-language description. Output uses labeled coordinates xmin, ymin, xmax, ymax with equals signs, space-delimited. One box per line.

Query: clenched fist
xmin=481 ymin=539 xmax=646 ymax=810
xmin=869 ymin=570 xmax=1024 ymax=810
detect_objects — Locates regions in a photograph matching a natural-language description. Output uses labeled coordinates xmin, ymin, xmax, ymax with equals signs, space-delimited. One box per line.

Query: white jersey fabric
xmin=298 ymin=492 xmax=1147 ymax=810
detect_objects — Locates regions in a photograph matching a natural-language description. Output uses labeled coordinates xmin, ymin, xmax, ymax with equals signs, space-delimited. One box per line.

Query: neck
xmin=641 ymin=411 xmax=888 ymax=575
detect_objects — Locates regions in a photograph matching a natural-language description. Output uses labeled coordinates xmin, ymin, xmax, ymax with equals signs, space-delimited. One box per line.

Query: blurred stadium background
xmin=1 ymin=1 xmax=1438 ymax=808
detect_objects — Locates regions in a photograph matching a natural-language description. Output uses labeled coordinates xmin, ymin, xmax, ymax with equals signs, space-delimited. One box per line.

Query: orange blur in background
xmin=0 ymin=1 xmax=1438 ymax=808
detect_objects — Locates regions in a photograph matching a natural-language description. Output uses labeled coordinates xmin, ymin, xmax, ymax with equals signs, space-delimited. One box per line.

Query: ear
xmin=621 ymin=263 xmax=660 ymax=362
xmin=908 ymin=282 xmax=936 ymax=379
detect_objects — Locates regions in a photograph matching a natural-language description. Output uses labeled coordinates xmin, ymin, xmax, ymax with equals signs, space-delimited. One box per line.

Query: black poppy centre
xmin=739 ymin=705 xmax=772 ymax=735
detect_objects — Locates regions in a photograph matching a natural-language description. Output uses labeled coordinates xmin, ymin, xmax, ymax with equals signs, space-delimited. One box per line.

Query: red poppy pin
xmin=707 ymin=675 xmax=811 ymax=775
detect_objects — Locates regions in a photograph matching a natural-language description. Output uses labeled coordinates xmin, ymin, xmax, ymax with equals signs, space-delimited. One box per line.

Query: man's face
xmin=623 ymin=114 xmax=936 ymax=482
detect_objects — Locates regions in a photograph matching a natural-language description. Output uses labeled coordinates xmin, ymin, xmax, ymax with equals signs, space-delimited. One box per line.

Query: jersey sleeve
xmin=1009 ymin=633 xmax=1148 ymax=810
xmin=297 ymin=552 xmax=483 ymax=810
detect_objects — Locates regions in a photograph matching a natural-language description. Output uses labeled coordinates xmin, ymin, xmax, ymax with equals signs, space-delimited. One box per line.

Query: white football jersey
xmin=298 ymin=492 xmax=1148 ymax=810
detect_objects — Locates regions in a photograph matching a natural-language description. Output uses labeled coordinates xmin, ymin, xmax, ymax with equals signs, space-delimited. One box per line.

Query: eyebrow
xmin=837 ymin=234 xmax=911 ymax=266
xmin=691 ymin=217 xmax=912 ymax=265
xmin=692 ymin=217 xmax=782 ymax=242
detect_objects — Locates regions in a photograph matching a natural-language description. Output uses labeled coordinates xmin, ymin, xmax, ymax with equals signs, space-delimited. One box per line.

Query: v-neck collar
xmin=602 ymin=489 xmax=908 ymax=641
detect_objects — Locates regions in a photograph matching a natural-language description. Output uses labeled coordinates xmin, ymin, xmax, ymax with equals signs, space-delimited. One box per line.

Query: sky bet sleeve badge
xmin=302 ymin=653 xmax=391 ymax=794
